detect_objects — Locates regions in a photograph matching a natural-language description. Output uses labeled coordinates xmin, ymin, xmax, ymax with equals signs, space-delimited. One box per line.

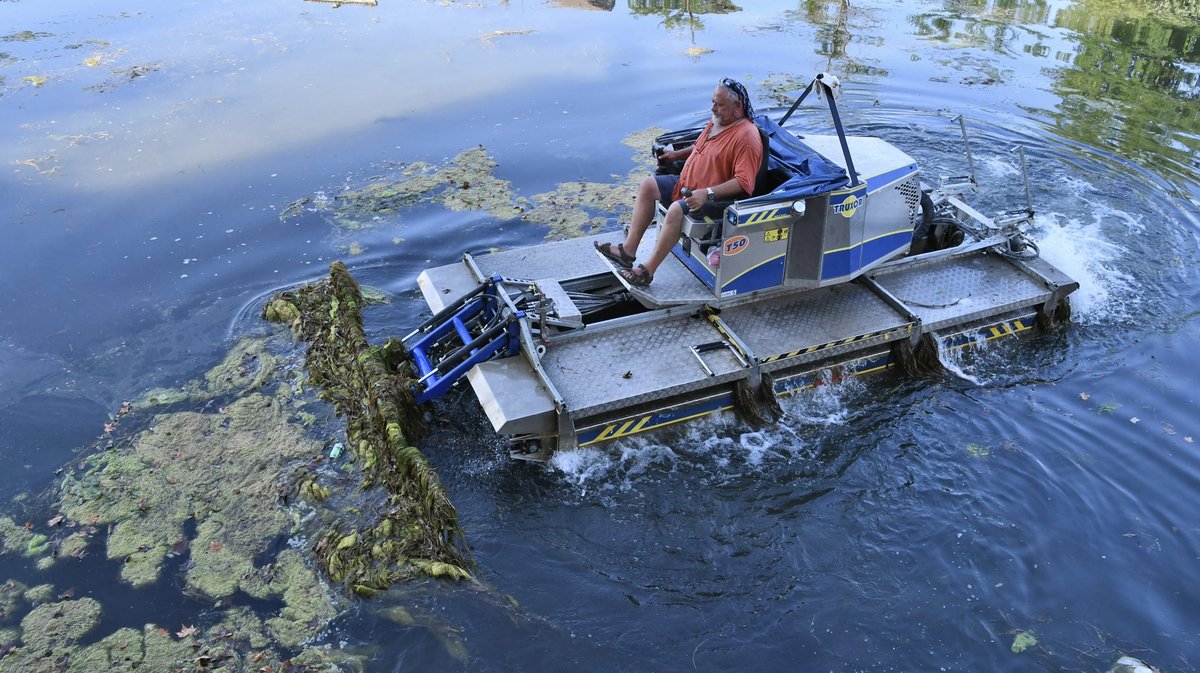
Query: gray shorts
xmin=654 ymin=175 xmax=724 ymax=219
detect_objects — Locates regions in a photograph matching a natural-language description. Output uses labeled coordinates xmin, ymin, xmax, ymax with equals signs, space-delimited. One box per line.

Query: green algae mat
xmin=0 ymin=262 xmax=473 ymax=672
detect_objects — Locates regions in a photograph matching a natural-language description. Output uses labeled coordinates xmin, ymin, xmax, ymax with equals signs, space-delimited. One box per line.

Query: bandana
xmin=719 ymin=77 xmax=755 ymax=120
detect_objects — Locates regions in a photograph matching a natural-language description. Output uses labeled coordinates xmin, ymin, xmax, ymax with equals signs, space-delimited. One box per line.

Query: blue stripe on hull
xmin=820 ymin=230 xmax=912 ymax=281
xmin=573 ymin=314 xmax=1039 ymax=448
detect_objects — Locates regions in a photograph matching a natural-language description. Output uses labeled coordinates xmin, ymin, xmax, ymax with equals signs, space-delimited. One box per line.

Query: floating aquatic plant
xmin=264 ymin=261 xmax=472 ymax=593
xmin=1011 ymin=629 xmax=1038 ymax=653
xmin=281 ymin=127 xmax=667 ymax=240
xmin=281 ymin=147 xmax=525 ymax=229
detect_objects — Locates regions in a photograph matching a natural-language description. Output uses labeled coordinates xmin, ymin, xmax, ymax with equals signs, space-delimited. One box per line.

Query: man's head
xmin=712 ymin=78 xmax=754 ymax=125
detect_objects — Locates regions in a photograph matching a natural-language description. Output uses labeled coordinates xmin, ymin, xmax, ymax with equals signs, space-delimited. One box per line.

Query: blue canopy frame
xmin=744 ymin=114 xmax=850 ymax=205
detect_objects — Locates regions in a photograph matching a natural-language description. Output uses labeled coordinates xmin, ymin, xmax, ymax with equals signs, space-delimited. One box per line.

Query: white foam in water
xmin=549 ymin=439 xmax=679 ymax=495
xmin=549 ymin=446 xmax=615 ymax=492
xmin=737 ymin=430 xmax=783 ymax=466
xmin=1035 ymin=174 xmax=1144 ymax=325
xmin=936 ymin=331 xmax=986 ymax=385
xmin=979 ymin=154 xmax=1021 ymax=180
xmin=782 ymin=366 xmax=859 ymax=427
xmin=1036 ymin=207 xmax=1138 ymax=325
xmin=548 ymin=366 xmax=867 ymax=490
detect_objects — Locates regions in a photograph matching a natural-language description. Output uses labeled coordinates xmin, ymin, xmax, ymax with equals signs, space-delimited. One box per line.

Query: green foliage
xmin=1 ymin=31 xmax=53 ymax=42
xmin=282 ymin=129 xmax=665 ymax=241
xmin=1011 ymin=629 xmax=1038 ymax=653
xmin=265 ymin=262 xmax=472 ymax=593
xmin=12 ymin=598 xmax=103 ymax=668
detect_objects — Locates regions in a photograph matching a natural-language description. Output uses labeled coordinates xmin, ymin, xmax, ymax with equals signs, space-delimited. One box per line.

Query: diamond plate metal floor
xmin=595 ymin=226 xmax=718 ymax=308
xmin=718 ymin=282 xmax=909 ymax=361
xmin=418 ymin=227 xmax=1069 ymax=438
xmin=870 ymin=253 xmax=1051 ymax=330
xmin=475 ymin=233 xmax=614 ymax=281
xmin=540 ymin=313 xmax=742 ymax=417
xmin=423 ymin=227 xmax=718 ymax=309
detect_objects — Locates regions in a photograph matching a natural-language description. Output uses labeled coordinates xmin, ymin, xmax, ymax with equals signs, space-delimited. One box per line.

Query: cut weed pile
xmin=263 ymin=261 xmax=472 ymax=596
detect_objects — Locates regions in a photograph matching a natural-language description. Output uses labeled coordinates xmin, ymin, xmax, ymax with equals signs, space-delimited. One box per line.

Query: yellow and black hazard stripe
xmin=736 ymin=208 xmax=789 ymax=227
xmin=761 ymin=324 xmax=912 ymax=363
xmin=985 ymin=319 xmax=1031 ymax=340
xmin=579 ymin=394 xmax=736 ymax=446
xmin=589 ymin=415 xmax=654 ymax=443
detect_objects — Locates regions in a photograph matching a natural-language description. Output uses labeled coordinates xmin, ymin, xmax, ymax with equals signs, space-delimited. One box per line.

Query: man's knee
xmin=638 ymin=176 xmax=660 ymax=201
xmin=662 ymin=202 xmax=684 ymax=230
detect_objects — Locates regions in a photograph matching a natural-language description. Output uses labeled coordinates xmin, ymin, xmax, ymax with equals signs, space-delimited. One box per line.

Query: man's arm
xmin=682 ymin=176 xmax=745 ymax=212
xmin=658 ymin=145 xmax=694 ymax=164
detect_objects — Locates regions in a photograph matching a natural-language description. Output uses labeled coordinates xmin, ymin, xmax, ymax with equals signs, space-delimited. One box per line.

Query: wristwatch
xmin=706 ymin=187 xmax=715 ymax=201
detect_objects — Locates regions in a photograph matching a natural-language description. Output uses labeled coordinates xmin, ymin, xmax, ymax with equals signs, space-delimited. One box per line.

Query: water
xmin=2 ymin=0 xmax=1199 ymax=671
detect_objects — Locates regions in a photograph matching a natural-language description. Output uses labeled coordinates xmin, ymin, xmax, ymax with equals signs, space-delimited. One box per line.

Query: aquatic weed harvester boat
xmin=404 ymin=74 xmax=1078 ymax=460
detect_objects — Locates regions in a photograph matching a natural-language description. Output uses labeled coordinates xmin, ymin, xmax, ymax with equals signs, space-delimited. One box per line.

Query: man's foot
xmin=594 ymin=241 xmax=635 ymax=269
xmin=618 ymin=264 xmax=653 ymax=287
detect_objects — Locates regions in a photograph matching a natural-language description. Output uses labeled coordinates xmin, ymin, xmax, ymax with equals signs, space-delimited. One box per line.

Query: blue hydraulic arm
xmin=401 ymin=275 xmax=524 ymax=404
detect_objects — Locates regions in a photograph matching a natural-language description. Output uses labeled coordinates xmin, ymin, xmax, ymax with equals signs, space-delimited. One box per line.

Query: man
xmin=595 ymin=78 xmax=762 ymax=287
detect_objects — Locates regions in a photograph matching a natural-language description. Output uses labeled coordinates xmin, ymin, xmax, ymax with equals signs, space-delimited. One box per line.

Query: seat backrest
xmin=751 ymin=128 xmax=772 ymax=197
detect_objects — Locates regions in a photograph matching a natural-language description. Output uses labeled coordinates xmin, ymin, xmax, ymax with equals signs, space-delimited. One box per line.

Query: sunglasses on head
xmin=720 ymin=78 xmax=745 ymax=102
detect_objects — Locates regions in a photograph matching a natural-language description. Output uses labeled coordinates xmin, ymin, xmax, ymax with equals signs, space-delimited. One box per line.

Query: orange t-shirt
xmin=675 ymin=117 xmax=762 ymax=201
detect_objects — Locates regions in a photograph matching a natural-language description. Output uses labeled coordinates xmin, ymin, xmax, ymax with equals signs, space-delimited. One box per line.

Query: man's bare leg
xmin=640 ymin=202 xmax=684 ymax=277
xmin=619 ymin=176 xmax=662 ymax=256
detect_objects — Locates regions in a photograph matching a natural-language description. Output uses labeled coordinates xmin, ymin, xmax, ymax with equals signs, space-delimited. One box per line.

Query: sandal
xmin=618 ymin=263 xmax=654 ymax=287
xmin=594 ymin=241 xmax=635 ymax=269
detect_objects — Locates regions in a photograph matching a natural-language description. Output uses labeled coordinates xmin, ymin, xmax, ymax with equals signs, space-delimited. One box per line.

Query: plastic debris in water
xmin=1109 ymin=656 xmax=1158 ymax=673
xmin=329 ymin=442 xmax=344 ymax=459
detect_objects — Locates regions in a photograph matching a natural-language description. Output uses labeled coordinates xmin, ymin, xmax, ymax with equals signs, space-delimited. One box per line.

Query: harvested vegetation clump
xmin=264 ymin=261 xmax=472 ymax=595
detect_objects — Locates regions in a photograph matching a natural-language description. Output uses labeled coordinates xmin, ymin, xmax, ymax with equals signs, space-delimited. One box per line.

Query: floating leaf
xmin=1097 ymin=402 xmax=1120 ymax=414
xmin=1130 ymin=417 xmax=1140 ymax=424
xmin=353 ymin=584 xmax=379 ymax=598
xmin=1162 ymin=423 xmax=1175 ymax=436
xmin=1079 ymin=392 xmax=1089 ymax=400
xmin=965 ymin=443 xmax=990 ymax=459
xmin=176 ymin=624 xmax=197 ymax=638
xmin=23 ymin=75 xmax=47 ymax=86
xmin=1011 ymin=630 xmax=1037 ymax=653
xmin=480 ymin=29 xmax=535 ymax=43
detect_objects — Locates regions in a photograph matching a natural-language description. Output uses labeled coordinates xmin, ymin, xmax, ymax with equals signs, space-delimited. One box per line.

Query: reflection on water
xmin=907 ymin=0 xmax=1200 ymax=196
xmin=1 ymin=0 xmax=1199 ymax=671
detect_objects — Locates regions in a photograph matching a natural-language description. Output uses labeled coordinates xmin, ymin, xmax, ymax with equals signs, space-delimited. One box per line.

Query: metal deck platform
xmin=416 ymin=228 xmax=1072 ymax=452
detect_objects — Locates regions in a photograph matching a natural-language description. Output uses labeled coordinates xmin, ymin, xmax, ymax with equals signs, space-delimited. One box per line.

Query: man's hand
xmin=683 ymin=188 xmax=708 ymax=212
